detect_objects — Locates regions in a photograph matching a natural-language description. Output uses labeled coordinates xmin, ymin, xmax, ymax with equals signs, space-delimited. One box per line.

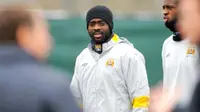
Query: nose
xmin=93 ymin=24 xmax=101 ymax=31
xmin=163 ymin=8 xmax=169 ymax=16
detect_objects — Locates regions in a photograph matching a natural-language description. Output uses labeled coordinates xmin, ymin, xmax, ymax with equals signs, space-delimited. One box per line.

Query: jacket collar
xmin=88 ymin=33 xmax=120 ymax=54
xmin=87 ymin=34 xmax=121 ymax=60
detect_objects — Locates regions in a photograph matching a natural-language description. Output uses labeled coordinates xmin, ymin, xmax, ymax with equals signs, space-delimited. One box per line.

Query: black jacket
xmin=0 ymin=45 xmax=80 ymax=112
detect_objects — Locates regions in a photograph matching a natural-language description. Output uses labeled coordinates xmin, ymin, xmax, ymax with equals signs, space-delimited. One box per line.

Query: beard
xmin=89 ymin=30 xmax=112 ymax=44
xmin=165 ymin=18 xmax=177 ymax=32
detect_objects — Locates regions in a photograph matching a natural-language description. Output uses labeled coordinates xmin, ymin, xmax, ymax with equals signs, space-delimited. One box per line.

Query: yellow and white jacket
xmin=70 ymin=34 xmax=150 ymax=112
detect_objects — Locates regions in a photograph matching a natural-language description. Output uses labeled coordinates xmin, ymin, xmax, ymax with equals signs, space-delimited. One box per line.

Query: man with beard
xmin=162 ymin=0 xmax=200 ymax=107
xmin=70 ymin=5 xmax=149 ymax=112
xmin=150 ymin=0 xmax=200 ymax=111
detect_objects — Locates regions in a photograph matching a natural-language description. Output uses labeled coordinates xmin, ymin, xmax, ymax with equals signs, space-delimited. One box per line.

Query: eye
xmin=163 ymin=5 xmax=175 ymax=10
xmin=89 ymin=22 xmax=95 ymax=27
xmin=167 ymin=6 xmax=173 ymax=10
xmin=167 ymin=5 xmax=175 ymax=10
xmin=100 ymin=21 xmax=106 ymax=26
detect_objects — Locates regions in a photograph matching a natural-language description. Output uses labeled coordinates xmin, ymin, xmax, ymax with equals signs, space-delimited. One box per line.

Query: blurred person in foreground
xmin=70 ymin=5 xmax=150 ymax=112
xmin=161 ymin=0 xmax=200 ymax=107
xmin=176 ymin=0 xmax=200 ymax=111
xmin=0 ymin=4 xmax=80 ymax=112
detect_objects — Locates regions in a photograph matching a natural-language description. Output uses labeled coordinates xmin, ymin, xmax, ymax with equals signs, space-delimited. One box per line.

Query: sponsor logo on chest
xmin=186 ymin=45 xmax=196 ymax=57
xmin=106 ymin=59 xmax=115 ymax=67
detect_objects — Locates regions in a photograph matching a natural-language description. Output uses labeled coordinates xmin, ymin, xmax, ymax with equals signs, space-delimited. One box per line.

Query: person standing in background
xmin=70 ymin=5 xmax=150 ymax=112
xmin=150 ymin=0 xmax=200 ymax=111
xmin=162 ymin=0 xmax=199 ymax=107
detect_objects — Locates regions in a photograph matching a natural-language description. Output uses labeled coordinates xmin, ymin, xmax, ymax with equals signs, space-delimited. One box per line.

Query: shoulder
xmin=76 ymin=47 xmax=90 ymax=62
xmin=114 ymin=38 xmax=145 ymax=61
xmin=162 ymin=35 xmax=174 ymax=55
xmin=26 ymin=64 xmax=80 ymax=110
xmin=3 ymin=62 xmax=72 ymax=95
xmin=10 ymin=61 xmax=70 ymax=85
xmin=163 ymin=35 xmax=174 ymax=48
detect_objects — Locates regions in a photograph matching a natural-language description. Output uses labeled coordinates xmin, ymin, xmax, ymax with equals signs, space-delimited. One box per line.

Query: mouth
xmin=93 ymin=32 xmax=103 ymax=39
xmin=163 ymin=17 xmax=168 ymax=22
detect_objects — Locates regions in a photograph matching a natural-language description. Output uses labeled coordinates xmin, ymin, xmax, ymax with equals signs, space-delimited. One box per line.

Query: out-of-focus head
xmin=86 ymin=5 xmax=113 ymax=44
xmin=163 ymin=0 xmax=179 ymax=32
xmin=0 ymin=4 xmax=52 ymax=60
xmin=178 ymin=0 xmax=200 ymax=44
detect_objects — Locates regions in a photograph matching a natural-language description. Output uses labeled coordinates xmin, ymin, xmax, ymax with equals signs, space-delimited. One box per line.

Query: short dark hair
xmin=0 ymin=5 xmax=33 ymax=44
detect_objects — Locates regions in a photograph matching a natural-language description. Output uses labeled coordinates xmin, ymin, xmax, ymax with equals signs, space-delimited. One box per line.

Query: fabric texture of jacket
xmin=162 ymin=35 xmax=200 ymax=106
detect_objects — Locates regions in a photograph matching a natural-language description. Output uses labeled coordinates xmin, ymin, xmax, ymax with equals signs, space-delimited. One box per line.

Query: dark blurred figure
xmin=0 ymin=4 xmax=80 ymax=112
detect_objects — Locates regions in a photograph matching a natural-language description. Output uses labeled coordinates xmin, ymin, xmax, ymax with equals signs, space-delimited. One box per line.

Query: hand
xmin=149 ymin=85 xmax=181 ymax=112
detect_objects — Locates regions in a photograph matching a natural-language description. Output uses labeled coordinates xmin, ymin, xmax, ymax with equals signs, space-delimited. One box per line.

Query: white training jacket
xmin=162 ymin=35 xmax=200 ymax=106
xmin=70 ymin=34 xmax=150 ymax=112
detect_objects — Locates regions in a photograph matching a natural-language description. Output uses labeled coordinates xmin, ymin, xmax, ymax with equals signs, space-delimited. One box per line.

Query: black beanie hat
xmin=86 ymin=5 xmax=113 ymax=30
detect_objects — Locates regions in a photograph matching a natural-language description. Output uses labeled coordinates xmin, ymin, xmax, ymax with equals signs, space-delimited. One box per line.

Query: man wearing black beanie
xmin=86 ymin=5 xmax=114 ymax=54
xmin=70 ymin=5 xmax=149 ymax=112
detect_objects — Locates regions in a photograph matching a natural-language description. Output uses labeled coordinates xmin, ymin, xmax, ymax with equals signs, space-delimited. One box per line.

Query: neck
xmin=91 ymin=33 xmax=114 ymax=54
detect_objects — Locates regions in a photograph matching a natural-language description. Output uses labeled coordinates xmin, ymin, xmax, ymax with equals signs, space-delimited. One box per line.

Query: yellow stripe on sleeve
xmin=132 ymin=96 xmax=149 ymax=108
